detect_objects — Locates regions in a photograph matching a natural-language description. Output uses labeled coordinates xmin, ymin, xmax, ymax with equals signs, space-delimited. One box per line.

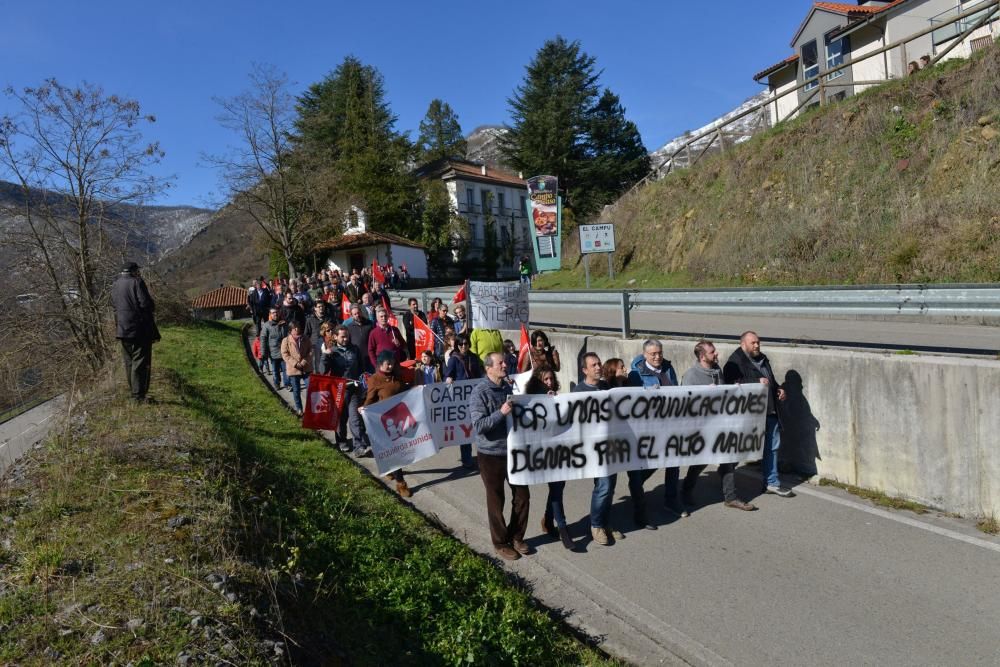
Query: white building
xmin=754 ymin=0 xmax=999 ymax=125
xmin=314 ymin=205 xmax=429 ymax=281
xmin=415 ymin=158 xmax=532 ymax=277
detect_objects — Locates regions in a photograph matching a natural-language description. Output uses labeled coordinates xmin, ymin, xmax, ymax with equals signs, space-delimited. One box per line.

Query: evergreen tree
xmin=417 ymin=99 xmax=467 ymax=163
xmin=294 ymin=57 xmax=419 ymax=238
xmin=577 ymin=89 xmax=650 ymax=216
xmin=501 ymin=36 xmax=598 ymax=212
xmin=502 ymin=37 xmax=650 ymax=219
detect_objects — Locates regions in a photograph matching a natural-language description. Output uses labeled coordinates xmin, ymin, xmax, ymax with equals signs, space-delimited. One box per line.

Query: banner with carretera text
xmin=525 ymin=175 xmax=562 ymax=272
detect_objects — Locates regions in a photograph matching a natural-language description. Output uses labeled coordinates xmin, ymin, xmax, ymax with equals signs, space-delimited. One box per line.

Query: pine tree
xmin=502 ymin=37 xmax=650 ymax=219
xmin=577 ymin=89 xmax=650 ymax=216
xmin=294 ymin=57 xmax=419 ymax=238
xmin=417 ymin=99 xmax=467 ymax=163
xmin=501 ymin=36 xmax=599 ymax=212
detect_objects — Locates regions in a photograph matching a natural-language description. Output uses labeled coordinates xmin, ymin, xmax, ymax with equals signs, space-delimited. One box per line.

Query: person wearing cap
xmin=111 ymin=262 xmax=159 ymax=403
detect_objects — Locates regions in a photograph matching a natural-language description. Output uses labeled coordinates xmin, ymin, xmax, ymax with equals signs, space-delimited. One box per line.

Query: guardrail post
xmin=620 ymin=291 xmax=631 ymax=339
xmin=421 ymin=290 xmax=429 ymax=313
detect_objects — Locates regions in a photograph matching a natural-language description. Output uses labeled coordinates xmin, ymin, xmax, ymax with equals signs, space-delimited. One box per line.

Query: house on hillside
xmin=415 ymin=157 xmax=532 ymax=278
xmin=192 ymin=285 xmax=250 ymax=320
xmin=313 ymin=207 xmax=429 ymax=281
xmin=755 ymin=0 xmax=1000 ymax=125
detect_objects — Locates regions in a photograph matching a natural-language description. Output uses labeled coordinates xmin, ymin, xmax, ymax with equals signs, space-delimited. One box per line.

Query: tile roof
xmin=416 ymin=157 xmax=526 ymax=188
xmin=814 ymin=0 xmax=907 ymax=16
xmin=192 ymin=286 xmax=248 ymax=310
xmin=313 ymin=230 xmax=427 ymax=252
xmin=754 ymin=54 xmax=799 ymax=82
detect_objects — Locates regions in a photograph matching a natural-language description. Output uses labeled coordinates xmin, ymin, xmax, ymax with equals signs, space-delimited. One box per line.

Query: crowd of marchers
xmin=245 ymin=271 xmax=796 ymax=561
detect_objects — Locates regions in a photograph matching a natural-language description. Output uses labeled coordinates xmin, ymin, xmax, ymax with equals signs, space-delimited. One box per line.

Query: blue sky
xmin=2 ymin=1 xmax=803 ymax=207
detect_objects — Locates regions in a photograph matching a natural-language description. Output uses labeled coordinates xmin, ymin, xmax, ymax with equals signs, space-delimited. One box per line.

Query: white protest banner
xmin=361 ymin=386 xmax=437 ymax=475
xmin=507 ymin=384 xmax=768 ymax=485
xmin=362 ymin=378 xmax=484 ymax=473
xmin=509 ymin=372 xmax=530 ymax=395
xmin=469 ymin=281 xmax=529 ymax=330
xmin=425 ymin=379 xmax=478 ymax=448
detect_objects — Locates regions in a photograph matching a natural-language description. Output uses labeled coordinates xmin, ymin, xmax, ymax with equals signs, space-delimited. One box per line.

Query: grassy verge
xmin=977 ymin=517 xmax=999 ymax=535
xmin=1 ymin=320 xmax=612 ymax=665
xmin=818 ymin=478 xmax=929 ymax=514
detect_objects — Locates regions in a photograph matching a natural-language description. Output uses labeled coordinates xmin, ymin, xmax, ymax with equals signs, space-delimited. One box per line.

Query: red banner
xmin=412 ymin=314 xmax=435 ymax=357
xmin=452 ymin=282 xmax=467 ymax=304
xmin=372 ymin=260 xmax=386 ymax=285
xmin=341 ymin=294 xmax=352 ymax=321
xmin=301 ymin=374 xmax=348 ymax=431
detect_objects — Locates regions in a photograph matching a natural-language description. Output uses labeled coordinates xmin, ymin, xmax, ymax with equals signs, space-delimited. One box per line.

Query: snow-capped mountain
xmin=648 ymin=91 xmax=771 ymax=177
xmin=465 ymin=125 xmax=510 ymax=168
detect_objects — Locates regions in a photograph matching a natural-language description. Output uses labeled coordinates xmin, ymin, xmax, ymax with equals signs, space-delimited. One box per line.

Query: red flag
xmin=517 ymin=323 xmax=531 ymax=371
xmin=341 ymin=294 xmax=352 ymax=320
xmin=412 ymin=314 xmax=435 ymax=357
xmin=372 ymin=260 xmax=386 ymax=285
xmin=452 ymin=283 xmax=467 ymax=304
xmin=301 ymin=374 xmax=348 ymax=431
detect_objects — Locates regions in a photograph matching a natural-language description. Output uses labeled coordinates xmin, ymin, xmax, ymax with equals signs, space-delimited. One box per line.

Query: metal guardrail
xmin=399 ymin=284 xmax=1000 ymax=338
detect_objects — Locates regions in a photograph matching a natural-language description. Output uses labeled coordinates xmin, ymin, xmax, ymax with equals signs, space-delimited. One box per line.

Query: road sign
xmin=579 ymin=224 xmax=615 ymax=254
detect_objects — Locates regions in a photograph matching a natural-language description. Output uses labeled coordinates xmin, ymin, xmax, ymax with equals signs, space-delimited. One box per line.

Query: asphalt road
xmin=392 ymin=292 xmax=999 ymax=355
xmin=260 ymin=369 xmax=1000 ymax=666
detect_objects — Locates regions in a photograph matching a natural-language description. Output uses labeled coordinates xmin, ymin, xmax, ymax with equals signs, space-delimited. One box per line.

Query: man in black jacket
xmin=319 ymin=325 xmax=370 ymax=457
xmin=401 ymin=297 xmax=427 ymax=360
xmin=111 ymin=262 xmax=158 ymax=403
xmin=723 ymin=331 xmax=793 ymax=498
xmin=247 ymin=278 xmax=271 ymax=333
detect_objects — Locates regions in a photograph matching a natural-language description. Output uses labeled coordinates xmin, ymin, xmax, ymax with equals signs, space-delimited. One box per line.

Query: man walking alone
xmin=111 ymin=262 xmax=159 ymax=403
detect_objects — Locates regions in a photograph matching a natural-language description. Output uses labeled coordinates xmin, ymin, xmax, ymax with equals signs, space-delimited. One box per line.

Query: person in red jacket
xmin=367 ymin=306 xmax=407 ymax=369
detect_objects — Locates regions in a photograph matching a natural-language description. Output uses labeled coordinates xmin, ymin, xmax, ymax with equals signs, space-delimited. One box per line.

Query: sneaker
xmin=361 ymin=446 xmax=373 ymax=457
xmin=512 ymin=540 xmax=532 ymax=555
xmin=338 ymin=441 xmax=352 ymax=453
xmin=495 ymin=545 xmax=521 ymax=561
xmin=608 ymin=527 xmax=625 ymax=541
xmin=724 ymin=499 xmax=758 ymax=511
xmin=591 ymin=526 xmax=610 ymax=546
xmin=633 ymin=513 xmax=658 ymax=530
xmin=665 ymin=499 xmax=690 ymax=518
xmin=765 ymin=485 xmax=795 ymax=498
xmin=396 ymin=481 xmax=412 ymax=498
xmin=558 ymin=526 xmax=576 ymax=550
xmin=352 ymin=447 xmax=366 ymax=459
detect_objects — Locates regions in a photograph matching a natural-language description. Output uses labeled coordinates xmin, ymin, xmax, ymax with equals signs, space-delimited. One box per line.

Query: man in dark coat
xmin=400 ymin=297 xmax=427 ymax=360
xmin=247 ymin=278 xmax=271 ymax=333
xmin=723 ymin=331 xmax=793 ymax=498
xmin=111 ymin=262 xmax=158 ymax=403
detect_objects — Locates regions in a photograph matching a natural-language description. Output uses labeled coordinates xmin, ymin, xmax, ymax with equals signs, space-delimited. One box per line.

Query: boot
xmin=396 ymin=481 xmax=412 ymax=498
xmin=558 ymin=526 xmax=575 ymax=550
xmin=540 ymin=514 xmax=556 ymax=537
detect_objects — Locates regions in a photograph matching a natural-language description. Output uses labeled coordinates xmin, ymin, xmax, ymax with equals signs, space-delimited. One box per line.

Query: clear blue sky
xmin=2 ymin=0 xmax=804 ymax=207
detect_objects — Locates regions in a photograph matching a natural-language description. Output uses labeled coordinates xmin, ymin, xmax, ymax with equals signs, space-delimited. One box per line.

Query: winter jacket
xmin=280 ymin=334 xmax=313 ymax=376
xmin=444 ymin=353 xmax=484 ymax=382
xmin=259 ymin=320 xmax=287 ymax=360
xmin=364 ymin=371 xmax=407 ymax=406
xmin=469 ymin=377 xmax=513 ymax=457
xmin=368 ymin=324 xmax=407 ymax=368
xmin=469 ymin=328 xmax=504 ymax=363
xmin=723 ymin=347 xmax=781 ymax=418
xmin=681 ymin=364 xmax=723 ymax=387
xmin=111 ymin=273 xmax=157 ymax=340
xmin=319 ymin=342 xmax=362 ymax=380
xmin=627 ymin=354 xmax=678 ymax=388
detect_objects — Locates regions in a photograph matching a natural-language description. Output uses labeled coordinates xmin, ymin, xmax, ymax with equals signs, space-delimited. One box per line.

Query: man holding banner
xmin=470 ymin=352 xmax=529 ymax=561
xmin=401 ymin=298 xmax=427 ymax=359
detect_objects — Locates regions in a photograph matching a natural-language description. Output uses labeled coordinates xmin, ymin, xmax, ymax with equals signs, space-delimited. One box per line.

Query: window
xmin=802 ymin=40 xmax=819 ymax=90
xmin=826 ymin=34 xmax=849 ymax=80
xmin=480 ymin=190 xmax=492 ymax=218
xmin=497 ymin=192 xmax=506 ymax=216
xmin=465 ymin=188 xmax=475 ymax=214
xmin=519 ymin=195 xmax=527 ymax=218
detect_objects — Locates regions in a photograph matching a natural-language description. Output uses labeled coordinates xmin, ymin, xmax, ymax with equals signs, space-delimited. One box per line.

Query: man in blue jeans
xmin=259 ymin=307 xmax=289 ymax=389
xmin=723 ymin=331 xmax=794 ymax=498
xmin=576 ymin=353 xmax=623 ymax=546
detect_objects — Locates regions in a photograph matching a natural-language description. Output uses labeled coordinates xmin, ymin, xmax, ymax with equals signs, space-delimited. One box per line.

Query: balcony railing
xmin=931 ymin=0 xmax=995 ymax=44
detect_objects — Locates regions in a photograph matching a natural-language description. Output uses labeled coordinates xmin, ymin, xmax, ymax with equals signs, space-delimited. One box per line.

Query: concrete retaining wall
xmin=501 ymin=330 xmax=1000 ymax=518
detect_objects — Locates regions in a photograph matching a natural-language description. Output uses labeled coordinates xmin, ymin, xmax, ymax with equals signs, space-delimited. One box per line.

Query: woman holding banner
xmin=525 ymin=366 xmax=576 ymax=551
xmin=363 ymin=350 xmax=412 ymax=498
xmin=415 ymin=350 xmax=443 ymax=385
xmin=445 ymin=335 xmax=484 ymax=469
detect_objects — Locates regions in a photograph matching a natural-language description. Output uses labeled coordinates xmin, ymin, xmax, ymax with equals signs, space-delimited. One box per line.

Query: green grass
xmin=977 ymin=516 xmax=999 ymax=535
xmin=818 ymin=478 xmax=929 ymax=514
xmin=0 ymin=322 xmax=614 ymax=665
xmin=156 ymin=321 xmax=612 ymax=665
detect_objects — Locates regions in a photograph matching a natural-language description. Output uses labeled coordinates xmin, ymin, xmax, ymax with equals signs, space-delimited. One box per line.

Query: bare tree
xmin=0 ymin=79 xmax=166 ymax=371
xmin=208 ymin=64 xmax=334 ymax=277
